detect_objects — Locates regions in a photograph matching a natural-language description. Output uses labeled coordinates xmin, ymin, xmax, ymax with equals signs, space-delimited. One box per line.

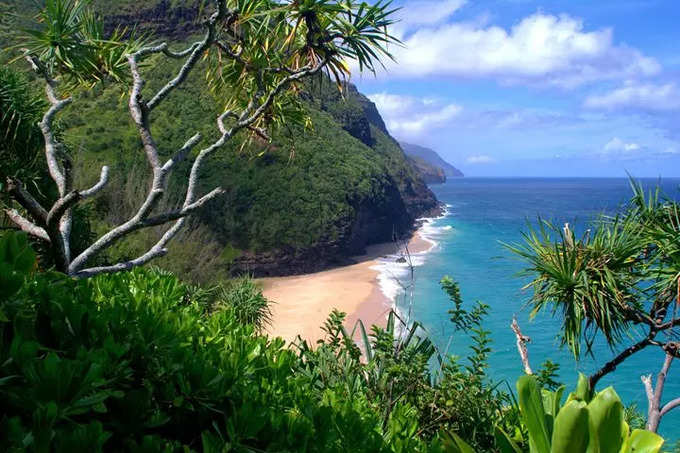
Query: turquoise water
xmin=398 ymin=178 xmax=680 ymax=440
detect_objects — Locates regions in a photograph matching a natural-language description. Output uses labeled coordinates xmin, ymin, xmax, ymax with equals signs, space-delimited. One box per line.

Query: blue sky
xmin=351 ymin=0 xmax=680 ymax=177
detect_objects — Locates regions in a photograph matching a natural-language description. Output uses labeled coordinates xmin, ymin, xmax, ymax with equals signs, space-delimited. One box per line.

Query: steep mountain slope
xmin=6 ymin=0 xmax=440 ymax=277
xmin=57 ymin=63 xmax=438 ymax=278
xmin=406 ymin=156 xmax=446 ymax=184
xmin=400 ymin=142 xmax=464 ymax=178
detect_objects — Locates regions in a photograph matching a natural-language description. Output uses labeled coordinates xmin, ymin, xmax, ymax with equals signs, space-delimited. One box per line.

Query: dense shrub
xmin=296 ymin=279 xmax=519 ymax=453
xmin=0 ymin=232 xmax=670 ymax=452
xmin=210 ymin=277 xmax=273 ymax=332
xmin=0 ymin=232 xmax=436 ymax=451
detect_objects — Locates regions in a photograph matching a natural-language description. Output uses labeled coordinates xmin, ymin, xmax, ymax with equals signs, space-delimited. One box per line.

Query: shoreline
xmin=261 ymin=229 xmax=435 ymax=344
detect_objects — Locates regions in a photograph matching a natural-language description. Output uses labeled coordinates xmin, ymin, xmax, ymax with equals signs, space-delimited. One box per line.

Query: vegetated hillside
xmin=3 ymin=0 xmax=440 ymax=278
xmin=400 ymin=142 xmax=464 ymax=178
xmin=56 ymin=58 xmax=438 ymax=278
xmin=406 ymin=156 xmax=446 ymax=184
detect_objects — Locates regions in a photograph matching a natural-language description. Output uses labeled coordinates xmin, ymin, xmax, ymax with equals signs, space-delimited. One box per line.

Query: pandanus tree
xmin=508 ymin=180 xmax=680 ymax=433
xmin=2 ymin=0 xmax=398 ymax=278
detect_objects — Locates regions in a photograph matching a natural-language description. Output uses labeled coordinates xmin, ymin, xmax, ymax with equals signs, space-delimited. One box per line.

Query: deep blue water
xmin=402 ymin=178 xmax=680 ymax=440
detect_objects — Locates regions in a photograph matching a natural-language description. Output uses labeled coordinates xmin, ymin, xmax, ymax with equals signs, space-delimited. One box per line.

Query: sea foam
xmin=371 ymin=206 xmax=453 ymax=308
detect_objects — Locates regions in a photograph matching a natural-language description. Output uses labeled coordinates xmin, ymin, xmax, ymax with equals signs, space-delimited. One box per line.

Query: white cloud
xmin=367 ymin=93 xmax=462 ymax=139
xmin=466 ymin=155 xmax=496 ymax=164
xmin=603 ymin=137 xmax=641 ymax=153
xmin=395 ymin=0 xmax=467 ymax=30
xmin=584 ymin=81 xmax=680 ymax=111
xmin=372 ymin=12 xmax=660 ymax=88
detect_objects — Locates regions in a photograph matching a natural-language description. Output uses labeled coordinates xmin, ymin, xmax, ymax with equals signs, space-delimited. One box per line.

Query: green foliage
xmin=204 ymin=0 xmax=400 ymax=131
xmin=211 ymin=276 xmax=273 ymax=331
xmin=17 ymin=0 xmax=147 ymax=86
xmin=1 ymin=232 xmax=669 ymax=452
xmin=0 ymin=66 xmax=46 ymax=181
xmin=0 ymin=231 xmax=448 ymax=452
xmin=0 ymin=231 xmax=396 ymax=451
xmin=507 ymin=217 xmax=643 ymax=358
xmin=503 ymin=374 xmax=665 ymax=453
xmin=57 ymin=61 xmax=424 ymax=269
xmin=507 ymin=180 xmax=680 ymax=360
xmin=0 ymin=231 xmax=36 ymax=302
xmin=3 ymin=0 xmax=412 ymax=278
xmin=535 ymin=360 xmax=562 ymax=392
xmin=295 ymin=279 xmax=519 ymax=452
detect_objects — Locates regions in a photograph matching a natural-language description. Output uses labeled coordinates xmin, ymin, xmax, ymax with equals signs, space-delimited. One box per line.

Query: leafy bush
xmin=502 ymin=374 xmax=665 ymax=453
xmin=211 ymin=277 xmax=273 ymax=332
xmin=296 ymin=278 xmax=519 ymax=452
xmin=0 ymin=232 xmax=434 ymax=451
xmin=0 ymin=232 xmax=669 ymax=451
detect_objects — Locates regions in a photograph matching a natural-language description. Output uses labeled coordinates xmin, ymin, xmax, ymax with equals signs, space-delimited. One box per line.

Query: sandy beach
xmin=261 ymin=230 xmax=434 ymax=344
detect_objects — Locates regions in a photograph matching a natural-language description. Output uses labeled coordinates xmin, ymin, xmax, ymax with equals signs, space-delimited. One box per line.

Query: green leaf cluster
xmin=15 ymin=0 xmax=148 ymax=86
xmin=502 ymin=374 xmax=665 ymax=453
xmin=507 ymin=180 xmax=680 ymax=358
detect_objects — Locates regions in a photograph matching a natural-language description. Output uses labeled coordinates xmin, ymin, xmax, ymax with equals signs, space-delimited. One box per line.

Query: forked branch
xmin=6 ymin=0 xmax=386 ymax=277
xmin=641 ymin=343 xmax=680 ymax=433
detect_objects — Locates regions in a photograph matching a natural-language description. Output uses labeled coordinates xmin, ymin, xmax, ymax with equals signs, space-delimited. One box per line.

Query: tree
xmin=3 ymin=0 xmax=398 ymax=278
xmin=507 ymin=180 xmax=680 ymax=432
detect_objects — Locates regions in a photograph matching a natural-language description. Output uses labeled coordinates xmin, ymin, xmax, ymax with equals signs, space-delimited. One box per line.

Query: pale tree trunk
xmin=642 ymin=345 xmax=680 ymax=433
xmin=5 ymin=0 xmax=329 ymax=278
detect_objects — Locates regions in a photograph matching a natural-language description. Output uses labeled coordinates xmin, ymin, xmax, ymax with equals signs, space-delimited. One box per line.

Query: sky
xmin=350 ymin=0 xmax=680 ymax=177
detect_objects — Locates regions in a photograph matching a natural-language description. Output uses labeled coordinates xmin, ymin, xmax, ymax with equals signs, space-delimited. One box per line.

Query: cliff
xmin=400 ymin=142 xmax=464 ymax=178
xmin=407 ymin=156 xmax=447 ymax=184
xmin=40 ymin=2 xmax=441 ymax=277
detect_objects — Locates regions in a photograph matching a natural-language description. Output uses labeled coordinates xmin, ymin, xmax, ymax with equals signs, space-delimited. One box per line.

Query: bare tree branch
xmin=660 ymin=397 xmax=680 ymax=417
xmin=4 ymin=209 xmax=50 ymax=241
xmin=643 ymin=349 xmax=677 ymax=432
xmin=162 ymin=134 xmax=201 ymax=172
xmin=9 ymin=0 xmax=352 ymax=278
xmin=73 ymin=219 xmax=186 ymax=278
xmin=25 ymin=56 xmax=71 ymax=198
xmin=589 ymin=336 xmax=652 ymax=389
xmin=6 ymin=178 xmax=48 ymax=223
xmin=138 ymin=188 xmax=225 ymax=227
xmin=146 ymin=3 xmax=235 ymax=111
xmin=81 ymin=166 xmax=110 ymax=198
xmin=234 ymin=58 xmax=331 ymax=131
xmin=511 ymin=317 xmax=533 ymax=375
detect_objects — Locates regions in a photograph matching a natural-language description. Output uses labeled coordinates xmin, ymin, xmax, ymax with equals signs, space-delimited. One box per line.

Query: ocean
xmin=373 ymin=177 xmax=680 ymax=440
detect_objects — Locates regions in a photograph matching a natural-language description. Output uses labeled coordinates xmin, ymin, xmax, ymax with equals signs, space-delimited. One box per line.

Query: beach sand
xmin=261 ymin=230 xmax=434 ymax=344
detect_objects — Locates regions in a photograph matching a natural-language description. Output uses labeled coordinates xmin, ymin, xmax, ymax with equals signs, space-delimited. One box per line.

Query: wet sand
xmin=262 ymin=231 xmax=434 ymax=344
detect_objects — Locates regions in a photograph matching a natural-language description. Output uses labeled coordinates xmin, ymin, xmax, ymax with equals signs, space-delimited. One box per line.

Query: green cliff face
xmin=406 ymin=156 xmax=447 ymax=184
xmin=400 ymin=142 xmax=464 ymax=178
xmin=8 ymin=0 xmax=440 ymax=277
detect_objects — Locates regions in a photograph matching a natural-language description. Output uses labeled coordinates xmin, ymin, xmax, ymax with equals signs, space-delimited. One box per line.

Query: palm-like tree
xmin=507 ymin=180 xmax=680 ymax=432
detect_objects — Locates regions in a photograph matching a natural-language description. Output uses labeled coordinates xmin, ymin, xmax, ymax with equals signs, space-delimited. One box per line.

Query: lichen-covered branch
xmin=80 ymin=166 xmax=110 ymax=198
xmin=25 ymin=56 xmax=71 ymax=198
xmin=6 ymin=178 xmax=48 ymax=224
xmin=68 ymin=1 xmax=234 ymax=275
xmin=4 ymin=209 xmax=50 ymax=241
